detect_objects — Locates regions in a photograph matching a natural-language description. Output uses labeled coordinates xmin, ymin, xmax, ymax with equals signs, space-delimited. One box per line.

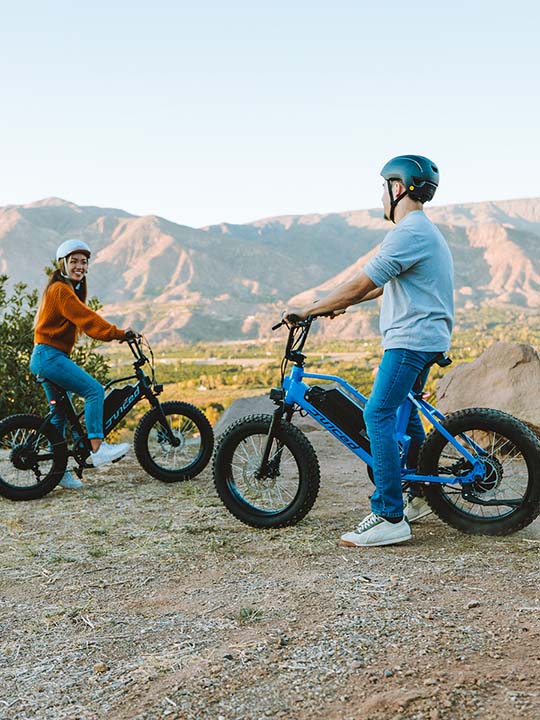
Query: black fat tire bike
xmin=0 ymin=334 xmax=214 ymax=500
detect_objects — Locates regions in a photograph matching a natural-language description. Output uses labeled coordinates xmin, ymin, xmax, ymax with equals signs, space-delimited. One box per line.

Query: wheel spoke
xmin=226 ymin=432 xmax=301 ymax=513
xmin=421 ymin=410 xmax=539 ymax=532
xmin=134 ymin=402 xmax=213 ymax=481
xmin=0 ymin=417 xmax=66 ymax=499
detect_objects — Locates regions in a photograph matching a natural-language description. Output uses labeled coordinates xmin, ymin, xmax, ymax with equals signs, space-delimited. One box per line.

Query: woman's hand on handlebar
xmin=122 ymin=328 xmax=141 ymax=342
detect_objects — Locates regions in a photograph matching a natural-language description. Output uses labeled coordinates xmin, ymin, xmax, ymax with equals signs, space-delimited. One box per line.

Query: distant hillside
xmin=2 ymin=196 xmax=540 ymax=341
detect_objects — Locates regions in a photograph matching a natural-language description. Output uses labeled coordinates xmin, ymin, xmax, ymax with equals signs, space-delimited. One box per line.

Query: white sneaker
xmin=90 ymin=441 xmax=130 ymax=468
xmin=404 ymin=495 xmax=432 ymax=523
xmin=59 ymin=469 xmax=83 ymax=489
xmin=340 ymin=512 xmax=412 ymax=547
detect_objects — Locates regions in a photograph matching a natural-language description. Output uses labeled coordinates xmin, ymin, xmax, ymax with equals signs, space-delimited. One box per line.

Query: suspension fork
xmin=144 ymin=391 xmax=182 ymax=447
xmin=258 ymin=403 xmax=294 ymax=474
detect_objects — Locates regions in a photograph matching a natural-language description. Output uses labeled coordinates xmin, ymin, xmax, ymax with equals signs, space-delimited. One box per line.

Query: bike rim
xmin=148 ymin=414 xmax=203 ymax=471
xmin=0 ymin=427 xmax=55 ymax=489
xmin=436 ymin=428 xmax=530 ymax=520
xmin=227 ymin=432 xmax=301 ymax=514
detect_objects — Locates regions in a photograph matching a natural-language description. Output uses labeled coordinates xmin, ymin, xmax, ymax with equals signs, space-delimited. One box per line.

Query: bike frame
xmin=37 ymin=336 xmax=180 ymax=468
xmin=266 ymin=320 xmax=487 ymax=487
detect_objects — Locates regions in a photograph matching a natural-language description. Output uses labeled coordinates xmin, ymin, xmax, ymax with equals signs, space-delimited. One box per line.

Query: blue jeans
xmin=30 ymin=344 xmax=105 ymax=439
xmin=364 ymin=348 xmax=440 ymax=520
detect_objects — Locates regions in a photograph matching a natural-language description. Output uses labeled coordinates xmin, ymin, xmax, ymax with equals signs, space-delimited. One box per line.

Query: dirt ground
xmin=1 ymin=425 xmax=539 ymax=720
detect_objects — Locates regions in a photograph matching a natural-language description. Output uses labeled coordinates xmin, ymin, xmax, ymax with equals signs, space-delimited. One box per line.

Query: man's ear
xmin=392 ymin=180 xmax=405 ymax=196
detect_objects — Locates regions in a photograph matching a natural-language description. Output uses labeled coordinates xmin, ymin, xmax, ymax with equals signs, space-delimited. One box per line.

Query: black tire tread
xmin=133 ymin=400 xmax=214 ymax=482
xmin=0 ymin=414 xmax=67 ymax=501
xmin=418 ymin=407 xmax=540 ymax=535
xmin=213 ymin=413 xmax=320 ymax=528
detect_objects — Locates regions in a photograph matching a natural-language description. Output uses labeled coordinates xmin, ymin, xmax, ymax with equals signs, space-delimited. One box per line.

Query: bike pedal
xmin=111 ymin=454 xmax=128 ymax=464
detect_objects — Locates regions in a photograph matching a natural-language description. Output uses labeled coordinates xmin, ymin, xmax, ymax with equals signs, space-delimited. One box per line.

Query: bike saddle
xmin=413 ymin=353 xmax=453 ymax=392
xmin=36 ymin=376 xmax=65 ymax=393
xmin=434 ymin=353 xmax=452 ymax=368
xmin=421 ymin=352 xmax=452 ymax=372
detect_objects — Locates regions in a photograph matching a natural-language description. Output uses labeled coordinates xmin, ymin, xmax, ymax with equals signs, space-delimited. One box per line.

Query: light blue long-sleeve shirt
xmin=363 ymin=211 xmax=454 ymax=351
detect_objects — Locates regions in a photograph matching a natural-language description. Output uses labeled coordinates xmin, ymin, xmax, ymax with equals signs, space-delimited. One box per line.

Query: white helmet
xmin=56 ymin=239 xmax=91 ymax=263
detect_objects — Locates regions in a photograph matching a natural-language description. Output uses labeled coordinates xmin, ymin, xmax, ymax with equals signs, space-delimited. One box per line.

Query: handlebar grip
xmin=273 ymin=313 xmax=303 ymax=330
xmin=122 ymin=330 xmax=142 ymax=342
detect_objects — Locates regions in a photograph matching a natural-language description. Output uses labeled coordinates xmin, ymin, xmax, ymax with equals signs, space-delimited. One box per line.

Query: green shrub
xmin=0 ymin=275 xmax=110 ymax=418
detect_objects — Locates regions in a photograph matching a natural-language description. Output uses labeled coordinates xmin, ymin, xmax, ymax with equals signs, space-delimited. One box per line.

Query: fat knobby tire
xmin=418 ymin=408 xmax=540 ymax=535
xmin=134 ymin=400 xmax=214 ymax=482
xmin=0 ymin=414 xmax=67 ymax=501
xmin=213 ymin=413 xmax=321 ymax=528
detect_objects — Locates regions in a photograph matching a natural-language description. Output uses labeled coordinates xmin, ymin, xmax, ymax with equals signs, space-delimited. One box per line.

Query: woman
xmin=30 ymin=238 xmax=133 ymax=489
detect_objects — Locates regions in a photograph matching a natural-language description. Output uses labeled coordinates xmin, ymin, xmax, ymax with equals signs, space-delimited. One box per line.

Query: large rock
xmin=436 ymin=342 xmax=540 ymax=425
xmin=214 ymin=393 xmax=321 ymax=437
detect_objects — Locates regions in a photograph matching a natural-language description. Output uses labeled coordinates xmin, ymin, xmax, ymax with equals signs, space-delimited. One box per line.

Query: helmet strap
xmin=59 ymin=256 xmax=88 ymax=284
xmin=60 ymin=258 xmax=71 ymax=280
xmin=387 ymin=180 xmax=408 ymax=223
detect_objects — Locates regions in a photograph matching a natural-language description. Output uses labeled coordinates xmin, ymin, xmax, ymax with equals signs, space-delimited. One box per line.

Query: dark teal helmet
xmin=381 ymin=154 xmax=439 ymax=203
xmin=380 ymin=154 xmax=439 ymax=223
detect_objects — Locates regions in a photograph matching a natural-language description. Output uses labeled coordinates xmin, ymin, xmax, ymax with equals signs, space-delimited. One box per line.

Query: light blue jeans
xmin=363 ymin=348 xmax=440 ymax=520
xmin=30 ymin=344 xmax=105 ymax=439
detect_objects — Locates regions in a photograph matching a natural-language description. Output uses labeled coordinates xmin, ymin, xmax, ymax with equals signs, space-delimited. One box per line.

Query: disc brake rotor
xmin=472 ymin=455 xmax=503 ymax=494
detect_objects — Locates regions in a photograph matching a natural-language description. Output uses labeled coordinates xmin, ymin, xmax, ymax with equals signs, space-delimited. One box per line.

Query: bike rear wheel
xmin=418 ymin=408 xmax=540 ymax=535
xmin=133 ymin=401 xmax=214 ymax=482
xmin=213 ymin=414 xmax=320 ymax=528
xmin=0 ymin=414 xmax=67 ymax=500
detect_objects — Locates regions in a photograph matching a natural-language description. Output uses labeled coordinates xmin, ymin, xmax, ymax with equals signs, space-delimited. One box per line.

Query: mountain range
xmin=2 ymin=196 xmax=540 ymax=342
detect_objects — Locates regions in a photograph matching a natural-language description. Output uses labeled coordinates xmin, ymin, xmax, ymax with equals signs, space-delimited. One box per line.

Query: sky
xmin=0 ymin=0 xmax=539 ymax=228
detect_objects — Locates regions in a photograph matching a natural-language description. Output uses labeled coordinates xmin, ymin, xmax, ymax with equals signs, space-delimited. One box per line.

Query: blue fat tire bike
xmin=0 ymin=334 xmax=214 ymax=501
xmin=213 ymin=317 xmax=540 ymax=535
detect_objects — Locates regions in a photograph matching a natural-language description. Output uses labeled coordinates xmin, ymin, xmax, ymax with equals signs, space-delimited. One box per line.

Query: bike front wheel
xmin=213 ymin=414 xmax=321 ymax=528
xmin=418 ymin=408 xmax=540 ymax=535
xmin=133 ymin=401 xmax=214 ymax=482
xmin=0 ymin=414 xmax=67 ymax=501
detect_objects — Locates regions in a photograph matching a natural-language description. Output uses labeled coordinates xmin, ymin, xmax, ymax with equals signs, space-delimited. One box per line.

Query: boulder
xmin=214 ymin=393 xmax=322 ymax=437
xmin=436 ymin=342 xmax=540 ymax=426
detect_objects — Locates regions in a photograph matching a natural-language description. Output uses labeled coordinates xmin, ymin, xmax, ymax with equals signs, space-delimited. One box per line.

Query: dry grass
xmin=1 ymin=429 xmax=539 ymax=720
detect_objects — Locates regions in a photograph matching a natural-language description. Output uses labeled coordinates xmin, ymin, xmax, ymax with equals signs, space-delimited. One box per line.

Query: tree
xmin=0 ymin=275 xmax=110 ymax=418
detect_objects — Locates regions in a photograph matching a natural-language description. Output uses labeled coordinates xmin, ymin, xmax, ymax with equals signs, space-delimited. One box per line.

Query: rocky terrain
xmin=0 ymin=425 xmax=539 ymax=720
xmin=3 ymin=340 xmax=540 ymax=719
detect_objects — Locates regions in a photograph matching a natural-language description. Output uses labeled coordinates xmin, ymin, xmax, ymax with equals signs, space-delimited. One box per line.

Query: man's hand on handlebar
xmin=283 ymin=309 xmax=308 ymax=326
xmin=283 ymin=307 xmax=346 ymax=326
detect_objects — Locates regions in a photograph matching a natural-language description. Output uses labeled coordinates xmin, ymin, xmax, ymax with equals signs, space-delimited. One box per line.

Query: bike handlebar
xmin=273 ymin=311 xmax=336 ymax=332
xmin=122 ymin=330 xmax=142 ymax=342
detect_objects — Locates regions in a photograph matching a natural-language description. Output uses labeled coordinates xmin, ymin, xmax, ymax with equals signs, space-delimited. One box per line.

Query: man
xmin=286 ymin=155 xmax=454 ymax=547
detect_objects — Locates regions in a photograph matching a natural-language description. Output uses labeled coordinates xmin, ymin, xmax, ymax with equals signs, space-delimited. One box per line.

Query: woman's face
xmin=66 ymin=252 xmax=89 ymax=283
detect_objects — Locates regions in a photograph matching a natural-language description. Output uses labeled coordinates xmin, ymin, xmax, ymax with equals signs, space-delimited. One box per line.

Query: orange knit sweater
xmin=34 ymin=282 xmax=125 ymax=354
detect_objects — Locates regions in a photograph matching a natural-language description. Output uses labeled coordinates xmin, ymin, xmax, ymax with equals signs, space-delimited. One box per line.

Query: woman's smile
xmin=67 ymin=252 xmax=88 ymax=282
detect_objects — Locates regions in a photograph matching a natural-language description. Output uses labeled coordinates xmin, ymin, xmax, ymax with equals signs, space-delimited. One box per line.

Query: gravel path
xmin=1 ymin=428 xmax=539 ymax=720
